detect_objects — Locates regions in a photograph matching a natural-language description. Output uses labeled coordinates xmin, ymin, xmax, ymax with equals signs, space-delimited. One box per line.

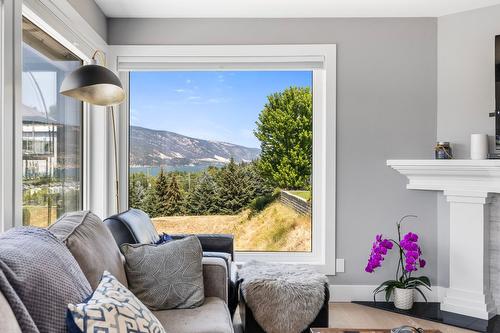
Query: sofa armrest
xmin=202 ymin=257 xmax=228 ymax=303
xmin=172 ymin=234 xmax=234 ymax=260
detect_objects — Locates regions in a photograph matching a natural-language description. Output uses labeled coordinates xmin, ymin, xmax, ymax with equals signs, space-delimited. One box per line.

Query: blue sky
xmin=130 ymin=71 xmax=312 ymax=148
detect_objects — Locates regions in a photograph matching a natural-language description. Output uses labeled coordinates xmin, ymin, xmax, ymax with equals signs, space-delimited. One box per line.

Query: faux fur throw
xmin=238 ymin=260 xmax=328 ymax=333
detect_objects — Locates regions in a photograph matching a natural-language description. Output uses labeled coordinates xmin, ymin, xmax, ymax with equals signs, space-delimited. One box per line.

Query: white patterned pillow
xmin=67 ymin=271 xmax=166 ymax=333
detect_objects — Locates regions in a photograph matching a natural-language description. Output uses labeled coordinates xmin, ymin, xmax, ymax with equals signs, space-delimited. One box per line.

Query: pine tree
xmin=164 ymin=174 xmax=183 ymax=215
xmin=154 ymin=168 xmax=170 ymax=216
xmin=243 ymin=162 xmax=274 ymax=199
xmin=129 ymin=174 xmax=146 ymax=209
xmin=142 ymin=184 xmax=158 ymax=217
xmin=216 ymin=158 xmax=251 ymax=214
xmin=187 ymin=172 xmax=219 ymax=215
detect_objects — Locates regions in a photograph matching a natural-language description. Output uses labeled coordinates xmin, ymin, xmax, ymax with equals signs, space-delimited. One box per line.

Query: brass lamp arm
xmin=91 ymin=49 xmax=106 ymax=66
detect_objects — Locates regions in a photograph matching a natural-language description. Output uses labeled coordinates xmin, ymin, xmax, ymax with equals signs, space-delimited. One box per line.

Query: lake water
xmin=130 ymin=164 xmax=219 ymax=176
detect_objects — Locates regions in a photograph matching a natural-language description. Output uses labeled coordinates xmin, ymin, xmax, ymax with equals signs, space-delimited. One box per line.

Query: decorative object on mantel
xmin=470 ymin=134 xmax=489 ymax=160
xmin=365 ymin=215 xmax=431 ymax=310
xmin=434 ymin=142 xmax=452 ymax=159
xmin=60 ymin=50 xmax=125 ymax=213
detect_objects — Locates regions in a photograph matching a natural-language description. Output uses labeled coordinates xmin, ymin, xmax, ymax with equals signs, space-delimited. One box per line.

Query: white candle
xmin=470 ymin=134 xmax=489 ymax=160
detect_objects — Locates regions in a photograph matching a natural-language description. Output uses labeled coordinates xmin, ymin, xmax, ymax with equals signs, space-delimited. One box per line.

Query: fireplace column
xmin=440 ymin=190 xmax=496 ymax=319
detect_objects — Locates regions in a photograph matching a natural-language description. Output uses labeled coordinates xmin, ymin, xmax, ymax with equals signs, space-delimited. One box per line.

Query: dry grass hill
xmin=152 ymin=201 xmax=311 ymax=252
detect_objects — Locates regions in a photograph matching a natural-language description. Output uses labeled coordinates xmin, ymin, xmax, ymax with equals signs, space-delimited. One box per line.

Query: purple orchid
xmin=400 ymin=232 xmax=426 ymax=272
xmin=364 ymin=219 xmax=427 ymax=275
xmin=365 ymin=234 xmax=394 ymax=273
xmin=365 ymin=215 xmax=431 ymax=304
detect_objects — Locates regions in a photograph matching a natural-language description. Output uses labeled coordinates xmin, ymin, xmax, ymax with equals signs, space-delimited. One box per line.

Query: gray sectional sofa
xmin=0 ymin=210 xmax=234 ymax=333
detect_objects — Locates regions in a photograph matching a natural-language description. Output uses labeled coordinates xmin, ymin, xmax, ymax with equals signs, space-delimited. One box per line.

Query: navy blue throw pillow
xmin=155 ymin=233 xmax=173 ymax=245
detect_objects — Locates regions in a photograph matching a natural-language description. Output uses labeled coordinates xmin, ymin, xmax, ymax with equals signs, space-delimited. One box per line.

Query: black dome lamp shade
xmin=60 ymin=64 xmax=125 ymax=106
xmin=59 ymin=50 xmax=125 ymax=213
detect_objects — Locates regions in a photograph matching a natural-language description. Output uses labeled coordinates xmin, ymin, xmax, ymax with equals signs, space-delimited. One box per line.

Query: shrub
xmin=249 ymin=190 xmax=279 ymax=214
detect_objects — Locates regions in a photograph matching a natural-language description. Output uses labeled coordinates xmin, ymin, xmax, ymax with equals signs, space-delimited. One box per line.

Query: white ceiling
xmin=95 ymin=0 xmax=500 ymax=18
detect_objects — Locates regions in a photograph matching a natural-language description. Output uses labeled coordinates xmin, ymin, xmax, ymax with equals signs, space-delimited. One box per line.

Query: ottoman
xmin=237 ymin=261 xmax=330 ymax=333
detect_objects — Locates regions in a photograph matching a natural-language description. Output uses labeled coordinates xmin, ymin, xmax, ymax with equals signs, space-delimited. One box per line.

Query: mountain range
xmin=130 ymin=125 xmax=261 ymax=167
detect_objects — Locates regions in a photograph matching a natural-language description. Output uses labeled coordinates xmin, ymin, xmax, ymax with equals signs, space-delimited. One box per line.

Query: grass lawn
xmin=288 ymin=190 xmax=311 ymax=201
xmin=23 ymin=206 xmax=58 ymax=227
xmin=152 ymin=201 xmax=312 ymax=252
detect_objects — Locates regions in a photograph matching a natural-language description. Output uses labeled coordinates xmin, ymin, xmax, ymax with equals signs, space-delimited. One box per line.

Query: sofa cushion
xmin=68 ymin=271 xmax=165 ymax=333
xmin=153 ymin=297 xmax=233 ymax=333
xmin=0 ymin=227 xmax=92 ymax=333
xmin=49 ymin=211 xmax=128 ymax=289
xmin=121 ymin=236 xmax=204 ymax=310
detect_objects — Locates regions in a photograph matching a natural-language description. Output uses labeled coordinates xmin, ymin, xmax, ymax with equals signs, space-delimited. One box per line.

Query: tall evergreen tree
xmin=155 ymin=168 xmax=170 ymax=216
xmin=129 ymin=174 xmax=146 ymax=209
xmin=242 ymin=162 xmax=274 ymax=199
xmin=164 ymin=174 xmax=183 ymax=215
xmin=187 ymin=172 xmax=219 ymax=215
xmin=216 ymin=158 xmax=251 ymax=214
xmin=142 ymin=184 xmax=158 ymax=217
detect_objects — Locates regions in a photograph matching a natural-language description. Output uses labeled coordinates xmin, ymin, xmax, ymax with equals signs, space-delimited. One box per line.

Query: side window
xmin=21 ymin=17 xmax=83 ymax=226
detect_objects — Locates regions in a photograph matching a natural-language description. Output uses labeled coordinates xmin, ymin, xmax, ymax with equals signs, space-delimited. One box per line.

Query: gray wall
xmin=108 ymin=18 xmax=438 ymax=285
xmin=68 ymin=0 xmax=107 ymax=41
xmin=436 ymin=3 xmax=500 ymax=288
xmin=437 ymin=5 xmax=500 ymax=158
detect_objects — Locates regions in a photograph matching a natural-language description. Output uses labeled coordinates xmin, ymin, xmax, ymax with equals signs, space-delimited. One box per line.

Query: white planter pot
xmin=394 ymin=288 xmax=414 ymax=310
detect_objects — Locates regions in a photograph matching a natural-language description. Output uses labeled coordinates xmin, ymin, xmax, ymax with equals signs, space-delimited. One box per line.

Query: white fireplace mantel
xmin=387 ymin=159 xmax=500 ymax=320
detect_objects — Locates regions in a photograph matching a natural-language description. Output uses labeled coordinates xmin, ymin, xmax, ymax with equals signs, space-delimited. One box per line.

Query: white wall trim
xmin=329 ymin=284 xmax=448 ymax=303
xmin=110 ymin=44 xmax=337 ymax=274
xmin=0 ymin=0 xmax=22 ymax=232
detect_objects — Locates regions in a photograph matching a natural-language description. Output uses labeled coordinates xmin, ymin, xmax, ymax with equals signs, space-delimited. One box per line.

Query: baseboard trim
xmin=328 ymin=284 xmax=447 ymax=303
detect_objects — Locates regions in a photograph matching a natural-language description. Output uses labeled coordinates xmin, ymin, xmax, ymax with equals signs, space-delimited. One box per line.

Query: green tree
xmin=129 ymin=179 xmax=146 ymax=209
xmin=254 ymin=86 xmax=312 ymax=190
xmin=164 ymin=174 xmax=183 ymax=215
xmin=129 ymin=173 xmax=147 ymax=209
xmin=142 ymin=184 xmax=158 ymax=217
xmin=216 ymin=158 xmax=251 ymax=214
xmin=186 ymin=172 xmax=219 ymax=215
xmin=242 ymin=162 xmax=274 ymax=198
xmin=155 ymin=168 xmax=170 ymax=216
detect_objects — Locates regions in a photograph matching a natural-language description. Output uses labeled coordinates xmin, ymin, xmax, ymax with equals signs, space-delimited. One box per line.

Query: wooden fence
xmin=280 ymin=190 xmax=311 ymax=215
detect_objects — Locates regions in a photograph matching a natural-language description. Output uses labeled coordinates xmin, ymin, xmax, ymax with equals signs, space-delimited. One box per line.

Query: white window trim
xmin=0 ymin=0 xmax=110 ymax=230
xmin=111 ymin=44 xmax=337 ymax=274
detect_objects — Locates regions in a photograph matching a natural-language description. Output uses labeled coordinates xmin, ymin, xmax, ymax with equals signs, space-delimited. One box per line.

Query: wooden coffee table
xmin=311 ymin=329 xmax=441 ymax=333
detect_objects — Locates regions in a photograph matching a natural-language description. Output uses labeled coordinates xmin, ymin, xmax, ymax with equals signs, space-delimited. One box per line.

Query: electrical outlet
xmin=336 ymin=259 xmax=345 ymax=273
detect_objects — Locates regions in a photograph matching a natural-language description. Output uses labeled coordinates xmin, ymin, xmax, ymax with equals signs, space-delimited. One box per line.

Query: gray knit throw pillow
xmin=120 ymin=236 xmax=204 ymax=310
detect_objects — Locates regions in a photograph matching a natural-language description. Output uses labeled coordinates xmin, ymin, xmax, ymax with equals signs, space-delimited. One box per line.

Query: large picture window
xmin=21 ymin=18 xmax=83 ymax=227
xmin=129 ymin=71 xmax=313 ymax=252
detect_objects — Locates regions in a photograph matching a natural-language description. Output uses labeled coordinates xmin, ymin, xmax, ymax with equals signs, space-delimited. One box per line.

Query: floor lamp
xmin=60 ymin=50 xmax=125 ymax=213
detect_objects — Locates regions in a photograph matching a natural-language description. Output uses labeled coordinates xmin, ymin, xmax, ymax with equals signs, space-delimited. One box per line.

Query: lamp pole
xmin=110 ymin=105 xmax=120 ymax=213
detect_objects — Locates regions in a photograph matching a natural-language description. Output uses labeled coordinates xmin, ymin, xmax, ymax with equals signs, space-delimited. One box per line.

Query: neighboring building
xmin=22 ymin=104 xmax=58 ymax=179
